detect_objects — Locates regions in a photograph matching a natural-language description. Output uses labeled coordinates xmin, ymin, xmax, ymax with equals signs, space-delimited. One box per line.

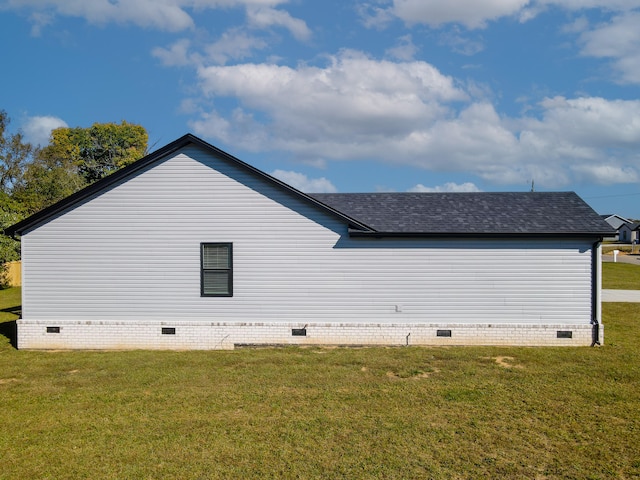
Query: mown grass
xmin=603 ymin=262 xmax=640 ymax=289
xmin=1 ymin=286 xmax=639 ymax=478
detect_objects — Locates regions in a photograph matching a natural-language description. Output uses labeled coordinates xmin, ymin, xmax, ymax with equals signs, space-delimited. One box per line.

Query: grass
xmin=603 ymin=262 xmax=640 ymax=289
xmin=1 ymin=281 xmax=640 ymax=478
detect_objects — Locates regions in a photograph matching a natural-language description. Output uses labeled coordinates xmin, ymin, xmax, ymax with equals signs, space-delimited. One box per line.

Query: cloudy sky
xmin=2 ymin=0 xmax=640 ymax=218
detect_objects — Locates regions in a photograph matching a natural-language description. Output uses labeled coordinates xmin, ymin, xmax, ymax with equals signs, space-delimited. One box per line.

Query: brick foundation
xmin=16 ymin=320 xmax=603 ymax=350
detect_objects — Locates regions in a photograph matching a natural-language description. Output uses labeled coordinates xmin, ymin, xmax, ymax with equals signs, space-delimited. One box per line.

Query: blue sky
xmin=2 ymin=1 xmax=640 ymax=218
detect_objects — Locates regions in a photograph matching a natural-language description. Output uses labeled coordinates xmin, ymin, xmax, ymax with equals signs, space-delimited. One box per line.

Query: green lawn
xmin=603 ymin=262 xmax=640 ymax=289
xmin=1 ymin=279 xmax=639 ymax=478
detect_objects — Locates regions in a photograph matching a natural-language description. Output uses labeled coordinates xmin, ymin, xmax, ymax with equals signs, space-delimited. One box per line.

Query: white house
xmin=601 ymin=214 xmax=631 ymax=241
xmin=618 ymin=222 xmax=640 ymax=244
xmin=5 ymin=134 xmax=614 ymax=350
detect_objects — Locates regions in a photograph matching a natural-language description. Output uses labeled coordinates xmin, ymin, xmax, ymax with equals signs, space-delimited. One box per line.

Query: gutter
xmin=591 ymin=239 xmax=603 ymax=346
xmin=348 ymin=229 xmax=613 ymax=239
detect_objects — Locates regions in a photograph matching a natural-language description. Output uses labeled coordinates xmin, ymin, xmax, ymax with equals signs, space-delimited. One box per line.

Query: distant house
xmin=618 ymin=222 xmax=640 ymax=244
xmin=601 ymin=214 xmax=631 ymax=241
xmin=5 ymin=134 xmax=614 ymax=350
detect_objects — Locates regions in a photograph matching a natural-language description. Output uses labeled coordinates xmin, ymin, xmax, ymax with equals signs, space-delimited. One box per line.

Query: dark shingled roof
xmin=624 ymin=222 xmax=640 ymax=231
xmin=311 ymin=192 xmax=614 ymax=236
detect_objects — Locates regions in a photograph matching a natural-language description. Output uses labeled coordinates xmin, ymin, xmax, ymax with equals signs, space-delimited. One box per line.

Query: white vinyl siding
xmin=21 ymin=145 xmax=595 ymax=326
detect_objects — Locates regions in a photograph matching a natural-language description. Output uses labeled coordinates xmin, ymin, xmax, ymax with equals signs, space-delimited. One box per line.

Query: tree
xmin=0 ymin=192 xmax=22 ymax=262
xmin=0 ymin=110 xmax=32 ymax=194
xmin=12 ymin=150 xmax=85 ymax=215
xmin=1 ymin=191 xmax=23 ymax=286
xmin=40 ymin=121 xmax=148 ymax=184
xmin=13 ymin=121 xmax=148 ymax=214
xmin=0 ymin=111 xmax=31 ymax=275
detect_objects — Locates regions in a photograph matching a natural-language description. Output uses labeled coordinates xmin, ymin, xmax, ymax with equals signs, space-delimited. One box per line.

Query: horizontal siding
xmin=23 ymin=145 xmax=594 ymax=325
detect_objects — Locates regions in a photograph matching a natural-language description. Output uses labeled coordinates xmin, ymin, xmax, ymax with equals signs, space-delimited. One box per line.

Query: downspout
xmin=591 ymin=239 xmax=602 ymax=346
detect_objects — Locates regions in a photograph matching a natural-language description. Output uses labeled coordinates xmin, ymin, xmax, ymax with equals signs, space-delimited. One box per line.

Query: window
xmin=201 ymin=243 xmax=233 ymax=296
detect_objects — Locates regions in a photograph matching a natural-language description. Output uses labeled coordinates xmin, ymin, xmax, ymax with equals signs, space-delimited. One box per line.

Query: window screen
xmin=201 ymin=243 xmax=232 ymax=296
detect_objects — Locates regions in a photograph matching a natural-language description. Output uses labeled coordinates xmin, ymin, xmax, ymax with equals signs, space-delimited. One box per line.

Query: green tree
xmin=0 ymin=111 xmax=31 ymax=273
xmin=0 ymin=192 xmax=23 ymax=262
xmin=13 ymin=149 xmax=85 ymax=215
xmin=42 ymin=121 xmax=148 ymax=184
xmin=1 ymin=191 xmax=23 ymax=286
xmin=0 ymin=110 xmax=32 ymax=194
xmin=13 ymin=121 xmax=148 ymax=214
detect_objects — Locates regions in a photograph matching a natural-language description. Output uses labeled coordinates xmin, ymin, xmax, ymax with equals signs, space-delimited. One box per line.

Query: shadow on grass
xmin=0 ymin=304 xmax=20 ymax=349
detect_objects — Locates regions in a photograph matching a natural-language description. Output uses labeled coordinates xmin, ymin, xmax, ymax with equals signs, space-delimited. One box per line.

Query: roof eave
xmin=347 ymin=229 xmax=612 ymax=239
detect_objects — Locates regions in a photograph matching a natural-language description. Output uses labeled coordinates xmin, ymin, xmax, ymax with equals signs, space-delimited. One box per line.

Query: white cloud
xmin=4 ymin=0 xmax=195 ymax=31
xmin=438 ymin=28 xmax=485 ymax=56
xmin=369 ymin=0 xmax=640 ymax=30
xmin=522 ymin=96 xmax=640 ymax=150
xmin=385 ymin=35 xmax=418 ymax=61
xmin=28 ymin=11 xmax=54 ymax=36
xmin=358 ymin=4 xmax=395 ymax=29
xmin=152 ymin=39 xmax=196 ymax=66
xmin=571 ymin=163 xmax=639 ymax=184
xmin=153 ymin=30 xmax=270 ymax=67
xmin=21 ymin=115 xmax=68 ymax=146
xmin=389 ymin=0 xmax=531 ymax=29
xmin=576 ymin=12 xmax=640 ymax=84
xmin=204 ymin=29 xmax=269 ymax=64
xmin=396 ymin=102 xmax=529 ymax=183
xmin=2 ymin=0 xmax=302 ymax=34
xmin=270 ymin=169 xmax=337 ymax=193
xmin=408 ymin=182 xmax=481 ymax=192
xmin=364 ymin=0 xmax=640 ymax=86
xmin=535 ymin=0 xmax=640 ymax=10
xmin=246 ymin=6 xmax=311 ymax=41
xmin=190 ymin=49 xmax=640 ymax=189
xmin=561 ymin=15 xmax=589 ymax=35
xmin=194 ymin=50 xmax=467 ymax=149
xmin=151 ymin=28 xmax=276 ymax=67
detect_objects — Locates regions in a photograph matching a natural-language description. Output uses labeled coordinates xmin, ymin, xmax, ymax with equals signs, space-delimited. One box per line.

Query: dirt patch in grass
xmin=485 ymin=355 xmax=524 ymax=369
xmin=386 ymin=366 xmax=440 ymax=379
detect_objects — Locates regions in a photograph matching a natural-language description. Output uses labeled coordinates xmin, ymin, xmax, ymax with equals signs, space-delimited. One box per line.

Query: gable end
xmin=5 ymin=134 xmax=373 ymax=237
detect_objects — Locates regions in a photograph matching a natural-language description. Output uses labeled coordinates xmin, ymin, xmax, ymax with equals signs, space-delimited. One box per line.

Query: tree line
xmin=1 ymin=110 xmax=148 ymax=264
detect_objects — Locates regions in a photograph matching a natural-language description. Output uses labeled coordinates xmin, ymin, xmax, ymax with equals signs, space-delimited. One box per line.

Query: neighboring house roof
xmin=601 ymin=214 xmax=631 ymax=230
xmin=312 ymin=192 xmax=614 ymax=237
xmin=620 ymin=222 xmax=640 ymax=231
xmin=5 ymin=133 xmax=615 ymax=239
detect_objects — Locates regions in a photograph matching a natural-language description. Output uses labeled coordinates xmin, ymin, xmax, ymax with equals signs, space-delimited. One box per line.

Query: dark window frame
xmin=201 ymin=242 xmax=233 ymax=297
